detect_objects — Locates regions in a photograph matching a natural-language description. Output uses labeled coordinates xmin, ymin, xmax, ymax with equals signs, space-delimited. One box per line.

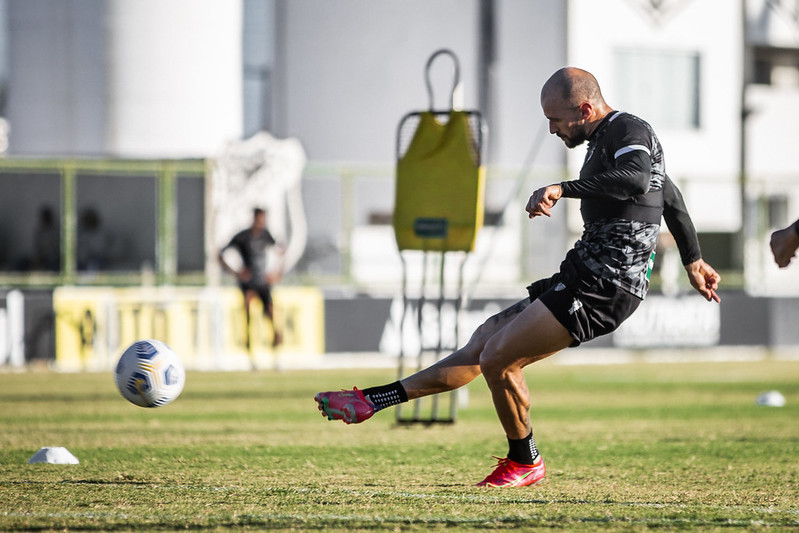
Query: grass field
xmin=1 ymin=358 xmax=798 ymax=531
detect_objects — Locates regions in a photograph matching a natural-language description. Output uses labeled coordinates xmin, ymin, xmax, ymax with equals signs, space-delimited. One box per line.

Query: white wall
xmin=274 ymin=0 xmax=481 ymax=164
xmin=274 ymin=0 xmax=566 ymax=171
xmin=746 ymin=0 xmax=799 ymax=47
xmin=485 ymin=0 xmax=567 ymax=172
xmin=567 ymin=0 xmax=744 ymax=232
xmin=106 ymin=0 xmax=243 ymax=157
xmin=6 ymin=0 xmax=107 ymax=155
xmin=6 ymin=0 xmax=568 ymax=168
xmin=274 ymin=0 xmax=570 ymax=284
xmin=746 ymin=85 xmax=799 ymax=178
xmin=744 ymin=84 xmax=799 ymax=294
xmin=6 ymin=0 xmax=243 ymax=157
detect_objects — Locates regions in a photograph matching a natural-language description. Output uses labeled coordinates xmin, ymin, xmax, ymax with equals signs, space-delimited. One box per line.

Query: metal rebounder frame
xmin=393 ymin=49 xmax=486 ymax=425
xmin=395 ymin=250 xmax=468 ymax=425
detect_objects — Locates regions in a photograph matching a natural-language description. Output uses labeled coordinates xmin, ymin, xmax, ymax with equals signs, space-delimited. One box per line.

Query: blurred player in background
xmin=32 ymin=205 xmax=60 ymax=271
xmin=769 ymin=218 xmax=799 ymax=268
xmin=316 ymin=67 xmax=721 ymax=488
xmin=219 ymin=207 xmax=285 ymax=349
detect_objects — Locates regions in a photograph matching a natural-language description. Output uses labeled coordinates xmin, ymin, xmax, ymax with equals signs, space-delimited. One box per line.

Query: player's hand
xmin=684 ymin=259 xmax=721 ymax=303
xmin=237 ymin=268 xmax=252 ymax=282
xmin=769 ymin=225 xmax=799 ymax=268
xmin=526 ymin=184 xmax=563 ymax=218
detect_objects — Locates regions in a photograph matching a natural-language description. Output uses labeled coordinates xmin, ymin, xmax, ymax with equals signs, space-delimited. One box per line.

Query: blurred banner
xmin=0 ymin=290 xmax=25 ymax=368
xmin=52 ymin=286 xmax=324 ymax=371
xmin=613 ymin=296 xmax=721 ymax=348
xmin=5 ymin=289 xmax=799 ymax=370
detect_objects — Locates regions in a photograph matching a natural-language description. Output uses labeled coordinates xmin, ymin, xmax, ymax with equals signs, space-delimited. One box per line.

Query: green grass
xmin=1 ymin=359 xmax=798 ymax=531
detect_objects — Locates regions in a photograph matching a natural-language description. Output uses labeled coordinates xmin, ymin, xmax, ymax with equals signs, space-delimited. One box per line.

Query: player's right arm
xmin=526 ymin=184 xmax=563 ymax=218
xmin=560 ymin=118 xmax=656 ymax=201
xmin=218 ymin=234 xmax=249 ymax=280
xmin=217 ymin=242 xmax=235 ymax=275
xmin=559 ymin=149 xmax=652 ymax=201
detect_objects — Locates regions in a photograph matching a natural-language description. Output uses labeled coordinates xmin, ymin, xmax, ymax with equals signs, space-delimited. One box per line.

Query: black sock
xmin=362 ymin=381 xmax=408 ymax=411
xmin=507 ymin=431 xmax=539 ymax=465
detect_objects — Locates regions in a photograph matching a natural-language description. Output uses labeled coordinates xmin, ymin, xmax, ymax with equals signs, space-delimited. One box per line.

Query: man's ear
xmin=579 ymin=102 xmax=592 ymax=120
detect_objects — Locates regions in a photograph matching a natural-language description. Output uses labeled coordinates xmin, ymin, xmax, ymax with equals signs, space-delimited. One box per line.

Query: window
xmin=752 ymin=46 xmax=799 ymax=86
xmin=242 ymin=0 xmax=275 ymax=137
xmin=614 ymin=49 xmax=701 ymax=129
xmin=768 ymin=194 xmax=789 ymax=229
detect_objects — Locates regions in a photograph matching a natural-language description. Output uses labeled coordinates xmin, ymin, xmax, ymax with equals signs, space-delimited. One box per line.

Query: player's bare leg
xmin=475 ymin=299 xmax=572 ymax=487
xmin=400 ymin=299 xmax=533 ymax=399
xmin=264 ymin=299 xmax=282 ymax=347
xmin=244 ymin=290 xmax=256 ymax=351
xmin=478 ymin=299 xmax=572 ymax=439
xmin=315 ymin=299 xmax=533 ymax=422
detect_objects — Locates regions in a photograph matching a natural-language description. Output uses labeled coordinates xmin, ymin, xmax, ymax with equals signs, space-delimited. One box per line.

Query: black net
xmin=396 ymin=111 xmax=484 ymax=166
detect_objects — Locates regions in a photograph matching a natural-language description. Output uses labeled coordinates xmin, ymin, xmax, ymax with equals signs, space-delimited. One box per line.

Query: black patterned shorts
xmin=526 ymin=255 xmax=642 ymax=347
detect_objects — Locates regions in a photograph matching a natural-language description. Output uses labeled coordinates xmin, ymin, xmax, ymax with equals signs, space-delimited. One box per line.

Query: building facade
xmin=0 ymin=0 xmax=797 ymax=296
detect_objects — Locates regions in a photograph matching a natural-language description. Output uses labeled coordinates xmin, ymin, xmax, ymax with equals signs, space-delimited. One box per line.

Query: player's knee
xmin=469 ymin=320 xmax=497 ymax=350
xmin=478 ymin=345 xmax=510 ymax=385
xmin=454 ymin=340 xmax=483 ymax=369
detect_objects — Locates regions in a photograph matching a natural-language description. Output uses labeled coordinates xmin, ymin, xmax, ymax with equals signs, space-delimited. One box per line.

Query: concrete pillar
xmin=106 ymin=0 xmax=243 ymax=156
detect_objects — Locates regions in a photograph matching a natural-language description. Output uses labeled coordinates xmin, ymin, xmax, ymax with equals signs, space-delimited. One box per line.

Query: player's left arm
xmin=662 ymin=175 xmax=721 ymax=303
xmin=684 ymin=258 xmax=721 ymax=303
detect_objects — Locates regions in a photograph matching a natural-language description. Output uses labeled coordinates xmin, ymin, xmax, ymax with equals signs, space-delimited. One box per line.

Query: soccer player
xmin=315 ymin=67 xmax=721 ymax=487
xmin=219 ymin=207 xmax=285 ymax=348
xmin=769 ymin=219 xmax=799 ymax=268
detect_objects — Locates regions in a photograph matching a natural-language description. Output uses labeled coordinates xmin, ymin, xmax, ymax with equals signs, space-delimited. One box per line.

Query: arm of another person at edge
xmin=662 ymin=175 xmax=721 ymax=303
xmin=769 ymin=218 xmax=799 ymax=268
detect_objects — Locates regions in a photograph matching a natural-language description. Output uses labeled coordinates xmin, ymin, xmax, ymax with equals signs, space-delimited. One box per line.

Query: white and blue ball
xmin=115 ymin=339 xmax=185 ymax=408
xmin=756 ymin=390 xmax=786 ymax=407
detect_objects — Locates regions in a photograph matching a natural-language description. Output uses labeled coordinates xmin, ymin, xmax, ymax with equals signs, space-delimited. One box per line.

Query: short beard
xmin=560 ymin=132 xmax=588 ymax=148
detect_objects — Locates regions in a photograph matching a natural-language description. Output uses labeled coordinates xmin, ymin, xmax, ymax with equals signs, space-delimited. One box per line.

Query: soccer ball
xmin=114 ymin=339 xmax=185 ymax=408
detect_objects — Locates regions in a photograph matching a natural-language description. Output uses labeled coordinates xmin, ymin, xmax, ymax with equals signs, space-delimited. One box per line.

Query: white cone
xmin=27 ymin=447 xmax=80 ymax=464
xmin=756 ymin=390 xmax=786 ymax=407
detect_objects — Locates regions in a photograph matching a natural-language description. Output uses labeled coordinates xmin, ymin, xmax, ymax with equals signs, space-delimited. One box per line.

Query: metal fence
xmin=3 ymin=157 xmax=796 ymax=295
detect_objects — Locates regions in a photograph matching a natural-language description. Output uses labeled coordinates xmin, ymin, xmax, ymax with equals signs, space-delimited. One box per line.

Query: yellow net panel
xmin=393 ymin=110 xmax=485 ymax=252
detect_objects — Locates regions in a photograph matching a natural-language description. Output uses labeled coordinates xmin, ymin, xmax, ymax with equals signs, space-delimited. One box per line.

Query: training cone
xmin=27 ymin=447 xmax=80 ymax=464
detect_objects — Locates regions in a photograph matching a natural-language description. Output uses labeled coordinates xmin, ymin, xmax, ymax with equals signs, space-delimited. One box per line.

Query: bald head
xmin=541 ymin=67 xmax=605 ymax=108
xmin=540 ymin=67 xmax=612 ymax=148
